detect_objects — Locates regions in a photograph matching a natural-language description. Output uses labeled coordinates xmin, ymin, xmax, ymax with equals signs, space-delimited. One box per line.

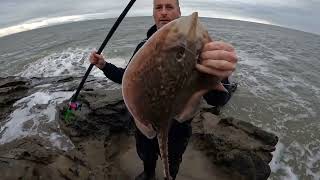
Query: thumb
xmin=212 ymin=82 xmax=228 ymax=92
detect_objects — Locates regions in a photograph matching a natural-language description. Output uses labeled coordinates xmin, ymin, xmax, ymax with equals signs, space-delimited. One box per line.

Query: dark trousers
xmin=135 ymin=119 xmax=192 ymax=180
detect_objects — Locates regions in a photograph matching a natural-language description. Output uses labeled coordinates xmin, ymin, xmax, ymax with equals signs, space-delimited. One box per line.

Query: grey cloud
xmin=182 ymin=0 xmax=319 ymax=34
xmin=0 ymin=0 xmax=319 ymax=35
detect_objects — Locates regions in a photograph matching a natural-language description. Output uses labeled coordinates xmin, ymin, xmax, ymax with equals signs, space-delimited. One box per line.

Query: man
xmin=90 ymin=0 xmax=238 ymax=179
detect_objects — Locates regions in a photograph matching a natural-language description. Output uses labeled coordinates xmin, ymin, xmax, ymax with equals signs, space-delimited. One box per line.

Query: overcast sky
xmin=0 ymin=0 xmax=319 ymax=36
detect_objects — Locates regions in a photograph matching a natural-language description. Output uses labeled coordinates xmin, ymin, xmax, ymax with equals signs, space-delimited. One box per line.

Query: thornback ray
xmin=122 ymin=12 xmax=221 ymax=179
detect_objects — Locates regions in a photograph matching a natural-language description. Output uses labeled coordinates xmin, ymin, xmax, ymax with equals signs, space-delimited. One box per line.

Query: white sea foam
xmin=305 ymin=141 xmax=320 ymax=179
xmin=0 ymin=91 xmax=74 ymax=150
xmin=18 ymin=47 xmax=127 ymax=78
xmin=237 ymin=47 xmax=317 ymax=122
xmin=49 ymin=132 xmax=74 ymax=151
xmin=270 ymin=142 xmax=299 ymax=180
xmin=269 ymin=140 xmax=320 ymax=180
xmin=237 ymin=49 xmax=268 ymax=67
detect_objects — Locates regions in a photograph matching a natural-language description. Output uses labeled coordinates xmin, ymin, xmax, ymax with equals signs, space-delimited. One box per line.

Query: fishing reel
xmin=64 ymin=101 xmax=82 ymax=123
xmin=68 ymin=101 xmax=82 ymax=111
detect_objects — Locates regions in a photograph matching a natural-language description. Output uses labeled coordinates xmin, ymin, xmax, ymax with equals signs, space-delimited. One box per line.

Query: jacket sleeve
xmin=101 ymin=63 xmax=125 ymax=84
xmin=203 ymin=78 xmax=232 ymax=106
xmin=101 ymin=40 xmax=146 ymax=84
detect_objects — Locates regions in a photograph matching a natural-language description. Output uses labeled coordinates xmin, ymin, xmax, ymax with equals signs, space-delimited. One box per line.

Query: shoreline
xmin=1 ymin=15 xmax=318 ymax=39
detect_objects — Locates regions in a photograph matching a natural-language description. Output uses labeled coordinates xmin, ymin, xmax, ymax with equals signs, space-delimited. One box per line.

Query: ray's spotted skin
xmin=122 ymin=12 xmax=221 ymax=180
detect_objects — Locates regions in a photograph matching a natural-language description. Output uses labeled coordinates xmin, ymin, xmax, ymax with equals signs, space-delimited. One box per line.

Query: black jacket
xmin=102 ymin=25 xmax=232 ymax=106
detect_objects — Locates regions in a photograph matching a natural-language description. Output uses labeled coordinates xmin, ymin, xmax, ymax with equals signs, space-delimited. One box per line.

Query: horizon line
xmin=0 ymin=13 xmax=318 ymax=38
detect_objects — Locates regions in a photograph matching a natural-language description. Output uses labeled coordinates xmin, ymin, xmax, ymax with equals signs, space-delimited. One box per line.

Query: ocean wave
xmin=0 ymin=91 xmax=74 ymax=150
xmin=270 ymin=142 xmax=299 ymax=180
xmin=17 ymin=47 xmax=128 ymax=78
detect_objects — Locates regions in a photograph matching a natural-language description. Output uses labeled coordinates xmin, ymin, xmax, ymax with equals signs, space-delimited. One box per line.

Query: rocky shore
xmin=0 ymin=76 xmax=278 ymax=180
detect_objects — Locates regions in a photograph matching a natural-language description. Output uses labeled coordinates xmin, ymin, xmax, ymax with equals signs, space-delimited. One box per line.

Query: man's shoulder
xmin=136 ymin=39 xmax=147 ymax=50
xmin=147 ymin=25 xmax=157 ymax=38
xmin=132 ymin=38 xmax=147 ymax=55
xmin=140 ymin=38 xmax=148 ymax=44
xmin=132 ymin=25 xmax=156 ymax=53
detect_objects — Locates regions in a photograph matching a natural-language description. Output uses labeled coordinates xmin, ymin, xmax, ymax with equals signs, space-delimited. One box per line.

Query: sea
xmin=0 ymin=16 xmax=319 ymax=180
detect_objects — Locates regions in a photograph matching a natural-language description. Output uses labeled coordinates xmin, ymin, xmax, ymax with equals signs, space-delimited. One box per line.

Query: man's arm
xmin=91 ymin=40 xmax=146 ymax=84
xmin=203 ymin=78 xmax=232 ymax=106
xmin=101 ymin=63 xmax=125 ymax=84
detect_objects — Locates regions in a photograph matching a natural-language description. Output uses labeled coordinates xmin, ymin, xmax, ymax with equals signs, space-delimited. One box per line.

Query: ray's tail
xmin=158 ymin=130 xmax=171 ymax=180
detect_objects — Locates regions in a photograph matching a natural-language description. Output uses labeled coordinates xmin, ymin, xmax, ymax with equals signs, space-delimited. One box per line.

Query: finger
xmin=196 ymin=64 xmax=233 ymax=78
xmin=90 ymin=51 xmax=97 ymax=58
xmin=202 ymin=60 xmax=236 ymax=71
xmin=89 ymin=54 xmax=98 ymax=64
xmin=203 ymin=41 xmax=235 ymax=52
xmin=90 ymin=50 xmax=97 ymax=56
xmin=89 ymin=54 xmax=94 ymax=61
xmin=93 ymin=53 xmax=102 ymax=59
xmin=90 ymin=53 xmax=96 ymax=59
xmin=201 ymin=50 xmax=237 ymax=63
xmin=89 ymin=58 xmax=96 ymax=64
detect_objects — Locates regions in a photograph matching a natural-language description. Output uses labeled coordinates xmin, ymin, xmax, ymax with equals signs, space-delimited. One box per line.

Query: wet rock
xmin=0 ymin=77 xmax=278 ymax=180
xmin=0 ymin=135 xmax=131 ymax=180
xmin=57 ymin=88 xmax=134 ymax=139
xmin=191 ymin=112 xmax=278 ymax=180
xmin=0 ymin=76 xmax=31 ymax=122
xmin=56 ymin=86 xmax=278 ymax=180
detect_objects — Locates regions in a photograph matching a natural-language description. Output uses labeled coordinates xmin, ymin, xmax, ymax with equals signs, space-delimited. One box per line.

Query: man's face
xmin=153 ymin=0 xmax=181 ymax=29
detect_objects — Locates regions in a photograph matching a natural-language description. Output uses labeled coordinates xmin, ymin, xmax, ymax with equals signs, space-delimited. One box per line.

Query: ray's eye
xmin=176 ymin=46 xmax=185 ymax=61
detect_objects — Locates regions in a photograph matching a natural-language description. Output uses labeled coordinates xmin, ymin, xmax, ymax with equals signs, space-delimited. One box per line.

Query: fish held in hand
xmin=122 ymin=12 xmax=221 ymax=180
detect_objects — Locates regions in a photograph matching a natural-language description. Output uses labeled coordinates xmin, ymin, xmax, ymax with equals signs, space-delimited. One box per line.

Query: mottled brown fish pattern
xmin=122 ymin=12 xmax=220 ymax=180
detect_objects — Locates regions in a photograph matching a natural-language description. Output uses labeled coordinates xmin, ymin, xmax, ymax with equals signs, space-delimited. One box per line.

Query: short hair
xmin=153 ymin=0 xmax=180 ymax=7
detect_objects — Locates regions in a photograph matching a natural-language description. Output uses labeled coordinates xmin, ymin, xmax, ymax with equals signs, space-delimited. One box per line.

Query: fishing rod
xmin=64 ymin=0 xmax=137 ymax=122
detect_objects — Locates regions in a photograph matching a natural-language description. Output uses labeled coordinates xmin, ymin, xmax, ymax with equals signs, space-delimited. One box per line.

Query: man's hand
xmin=196 ymin=41 xmax=237 ymax=79
xmin=89 ymin=51 xmax=107 ymax=70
